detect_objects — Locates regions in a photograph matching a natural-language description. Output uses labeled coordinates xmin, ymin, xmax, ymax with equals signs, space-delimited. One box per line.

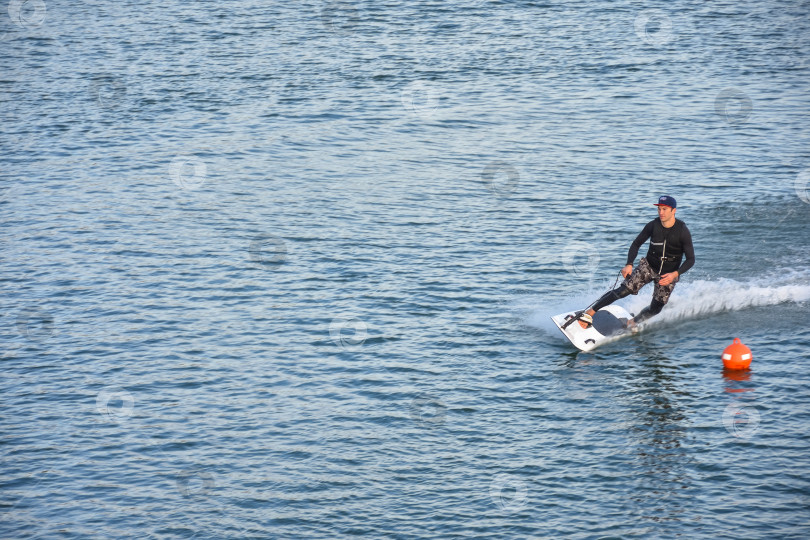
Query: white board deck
xmin=551 ymin=305 xmax=633 ymax=352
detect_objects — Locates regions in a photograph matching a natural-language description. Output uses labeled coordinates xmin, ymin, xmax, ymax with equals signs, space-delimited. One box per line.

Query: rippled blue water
xmin=2 ymin=1 xmax=810 ymax=538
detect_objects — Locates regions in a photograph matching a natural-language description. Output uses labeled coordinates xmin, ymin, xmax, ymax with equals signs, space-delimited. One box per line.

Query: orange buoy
xmin=722 ymin=338 xmax=752 ymax=370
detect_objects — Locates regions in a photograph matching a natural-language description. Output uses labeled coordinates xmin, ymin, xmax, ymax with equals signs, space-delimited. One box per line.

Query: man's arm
xmin=676 ymin=224 xmax=695 ymax=275
xmin=626 ymin=221 xmax=653 ymax=266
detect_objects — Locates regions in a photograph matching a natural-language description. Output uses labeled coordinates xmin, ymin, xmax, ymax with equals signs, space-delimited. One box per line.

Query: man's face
xmin=657 ymin=205 xmax=675 ymax=221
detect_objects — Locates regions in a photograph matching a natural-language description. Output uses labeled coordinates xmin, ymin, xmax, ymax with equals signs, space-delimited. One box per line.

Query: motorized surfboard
xmin=551 ymin=305 xmax=633 ymax=352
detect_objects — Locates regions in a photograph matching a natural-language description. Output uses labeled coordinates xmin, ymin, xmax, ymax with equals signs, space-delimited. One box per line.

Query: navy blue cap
xmin=654 ymin=195 xmax=676 ymax=209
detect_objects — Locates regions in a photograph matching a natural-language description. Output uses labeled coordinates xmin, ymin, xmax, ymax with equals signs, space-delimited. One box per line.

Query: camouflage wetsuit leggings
xmin=624 ymin=257 xmax=678 ymax=304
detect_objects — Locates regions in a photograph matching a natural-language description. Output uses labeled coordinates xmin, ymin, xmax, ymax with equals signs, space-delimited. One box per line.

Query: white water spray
xmin=626 ymin=272 xmax=810 ymax=326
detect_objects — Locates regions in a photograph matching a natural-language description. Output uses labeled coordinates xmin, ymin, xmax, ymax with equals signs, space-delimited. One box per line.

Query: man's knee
xmin=591 ymin=285 xmax=632 ymax=312
xmin=614 ymin=285 xmax=632 ymax=299
xmin=622 ymin=272 xmax=645 ymax=294
xmin=648 ymin=298 xmax=666 ymax=315
xmin=632 ymin=298 xmax=667 ymax=324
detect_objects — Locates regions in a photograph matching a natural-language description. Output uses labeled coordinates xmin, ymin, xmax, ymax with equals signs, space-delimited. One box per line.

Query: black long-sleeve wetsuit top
xmin=627 ymin=218 xmax=695 ymax=276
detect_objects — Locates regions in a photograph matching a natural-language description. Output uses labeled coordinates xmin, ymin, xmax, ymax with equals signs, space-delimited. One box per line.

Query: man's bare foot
xmin=626 ymin=318 xmax=639 ymax=334
xmin=578 ymin=309 xmax=596 ymax=329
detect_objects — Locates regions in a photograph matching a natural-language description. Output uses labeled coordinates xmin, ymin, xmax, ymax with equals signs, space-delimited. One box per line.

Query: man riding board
xmin=578 ymin=195 xmax=695 ymax=332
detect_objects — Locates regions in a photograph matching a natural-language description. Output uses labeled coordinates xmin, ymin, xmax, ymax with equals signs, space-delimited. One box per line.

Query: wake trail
xmin=626 ymin=272 xmax=810 ymax=326
xmin=526 ymin=270 xmax=810 ymax=333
